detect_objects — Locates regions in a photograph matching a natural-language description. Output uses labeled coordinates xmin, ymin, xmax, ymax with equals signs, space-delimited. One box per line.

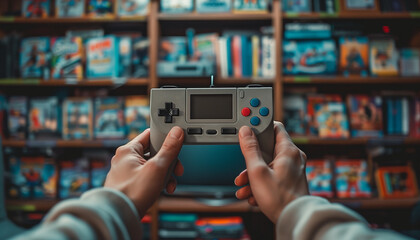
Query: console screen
xmin=190 ymin=94 xmax=232 ymax=119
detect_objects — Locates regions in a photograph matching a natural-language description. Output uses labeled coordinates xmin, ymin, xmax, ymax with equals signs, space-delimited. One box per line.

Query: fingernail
xmin=239 ymin=126 xmax=253 ymax=138
xmin=170 ymin=127 xmax=183 ymax=140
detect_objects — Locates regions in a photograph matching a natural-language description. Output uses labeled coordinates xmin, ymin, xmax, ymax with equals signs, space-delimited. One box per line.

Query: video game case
xmin=59 ymin=158 xmax=90 ymax=198
xmin=160 ymin=0 xmax=194 ymax=13
xmin=2 ymin=34 xmax=22 ymax=79
xmin=283 ymin=94 xmax=307 ymax=136
xmin=84 ymin=150 xmax=111 ymax=188
xmin=88 ymin=0 xmax=115 ymax=17
xmin=306 ymin=159 xmax=334 ymax=198
xmin=117 ymin=0 xmax=149 ymax=16
xmin=316 ymin=101 xmax=350 ymax=138
xmin=125 ymin=96 xmax=149 ymax=139
xmin=86 ymin=36 xmax=119 ymax=79
xmin=0 ymin=95 xmax=7 ymax=139
xmin=118 ymin=37 xmax=132 ymax=77
xmin=20 ymin=37 xmax=50 ymax=79
xmin=218 ymin=37 xmax=228 ymax=78
xmin=28 ymin=97 xmax=61 ymax=140
xmin=370 ymin=38 xmax=399 ymax=76
xmin=284 ymin=23 xmax=332 ymax=40
xmin=232 ymin=35 xmax=243 ymax=78
xmin=400 ymin=48 xmax=420 ymax=77
xmin=22 ymin=0 xmax=51 ymax=18
xmin=233 ymin=0 xmax=269 ymax=13
xmin=193 ymin=33 xmax=218 ymax=65
xmin=196 ymin=0 xmax=232 ymax=13
xmin=413 ymin=98 xmax=420 ymax=137
xmin=132 ymin=37 xmax=149 ymax=77
xmin=51 ymin=37 xmax=84 ymax=80
xmin=339 ymin=37 xmax=369 ymax=76
xmin=313 ymin=0 xmax=336 ymax=13
xmin=55 ymin=0 xmax=85 ymax=17
xmin=347 ymin=95 xmax=384 ymax=137
xmin=94 ymin=97 xmax=125 ymax=139
xmin=159 ymin=37 xmax=188 ymax=62
xmin=261 ymin=36 xmax=275 ymax=78
xmin=376 ymin=165 xmax=418 ymax=198
xmin=251 ymin=35 xmax=260 ymax=77
xmin=63 ymin=98 xmax=93 ymax=140
xmin=282 ymin=0 xmax=311 ymax=12
xmin=335 ymin=159 xmax=372 ymax=198
xmin=8 ymin=97 xmax=28 ymax=140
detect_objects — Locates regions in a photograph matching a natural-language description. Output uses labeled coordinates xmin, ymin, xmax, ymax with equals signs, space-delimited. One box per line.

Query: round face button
xmin=259 ymin=107 xmax=269 ymax=116
xmin=250 ymin=98 xmax=260 ymax=107
xmin=250 ymin=116 xmax=260 ymax=126
xmin=241 ymin=107 xmax=251 ymax=117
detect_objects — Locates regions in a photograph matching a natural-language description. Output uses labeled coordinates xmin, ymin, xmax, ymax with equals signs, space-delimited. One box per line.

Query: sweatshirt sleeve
xmin=276 ymin=196 xmax=413 ymax=240
xmin=11 ymin=188 xmax=143 ymax=240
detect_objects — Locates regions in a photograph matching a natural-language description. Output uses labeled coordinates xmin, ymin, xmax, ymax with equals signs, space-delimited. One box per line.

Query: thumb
xmin=151 ymin=127 xmax=184 ymax=169
xmin=239 ymin=126 xmax=267 ymax=171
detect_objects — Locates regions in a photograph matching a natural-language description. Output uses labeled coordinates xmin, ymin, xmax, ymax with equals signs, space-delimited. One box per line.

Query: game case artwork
xmin=315 ymin=101 xmax=350 ymax=138
xmin=88 ymin=0 xmax=114 ymax=17
xmin=55 ymin=0 xmax=84 ymax=17
xmin=132 ymin=37 xmax=149 ymax=77
xmin=282 ymin=0 xmax=311 ymax=13
xmin=283 ymin=94 xmax=306 ymax=136
xmin=63 ymin=98 xmax=93 ymax=140
xmin=335 ymin=160 xmax=372 ymax=198
xmin=306 ymin=160 xmax=333 ymax=198
xmin=94 ymin=97 xmax=125 ymax=139
xmin=51 ymin=37 xmax=83 ymax=80
xmin=233 ymin=0 xmax=268 ymax=12
xmin=8 ymin=156 xmax=57 ymax=199
xmin=117 ymin=0 xmax=149 ymax=16
xmin=339 ymin=37 xmax=369 ymax=76
xmin=125 ymin=96 xmax=149 ymax=139
xmin=196 ymin=0 xmax=232 ymax=13
xmin=343 ymin=0 xmax=377 ymax=10
xmin=376 ymin=165 xmax=418 ymax=198
xmin=118 ymin=37 xmax=132 ymax=77
xmin=159 ymin=37 xmax=188 ymax=62
xmin=86 ymin=36 xmax=119 ymax=78
xmin=347 ymin=95 xmax=383 ymax=137
xmin=8 ymin=97 xmax=28 ymax=140
xmin=59 ymin=158 xmax=90 ymax=198
xmin=160 ymin=0 xmax=193 ymax=13
xmin=370 ymin=39 xmax=399 ymax=76
xmin=22 ymin=0 xmax=50 ymax=18
xmin=29 ymin=97 xmax=60 ymax=139
xmin=283 ymin=40 xmax=337 ymax=75
xmin=86 ymin=151 xmax=111 ymax=188
xmin=20 ymin=37 xmax=50 ymax=78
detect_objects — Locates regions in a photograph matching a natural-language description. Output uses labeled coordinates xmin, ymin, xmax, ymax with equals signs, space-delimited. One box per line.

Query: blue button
xmin=259 ymin=107 xmax=269 ymax=116
xmin=250 ymin=98 xmax=260 ymax=107
xmin=250 ymin=116 xmax=260 ymax=126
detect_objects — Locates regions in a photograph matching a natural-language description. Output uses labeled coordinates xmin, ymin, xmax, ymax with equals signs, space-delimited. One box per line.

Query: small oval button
xmin=206 ymin=129 xmax=217 ymax=135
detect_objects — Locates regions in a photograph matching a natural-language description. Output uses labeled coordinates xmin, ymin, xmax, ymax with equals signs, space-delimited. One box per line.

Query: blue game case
xmin=55 ymin=0 xmax=84 ymax=17
xmin=20 ymin=37 xmax=50 ymax=78
xmin=86 ymin=36 xmax=119 ymax=79
xmin=196 ymin=0 xmax=232 ymax=13
xmin=117 ymin=0 xmax=149 ymax=16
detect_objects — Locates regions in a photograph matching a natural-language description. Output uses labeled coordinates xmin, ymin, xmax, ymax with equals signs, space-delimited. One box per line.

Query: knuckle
xmin=111 ymin=155 xmax=118 ymax=165
xmin=115 ymin=145 xmax=129 ymax=155
xmin=250 ymin=164 xmax=269 ymax=177
xmin=288 ymin=147 xmax=301 ymax=159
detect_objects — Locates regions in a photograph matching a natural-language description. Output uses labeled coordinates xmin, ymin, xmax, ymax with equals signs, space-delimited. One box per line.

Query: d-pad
xmin=158 ymin=102 xmax=179 ymax=123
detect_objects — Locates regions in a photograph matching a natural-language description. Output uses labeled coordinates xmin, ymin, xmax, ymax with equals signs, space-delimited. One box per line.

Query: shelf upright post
xmin=148 ymin=0 xmax=160 ymax=92
xmin=273 ymin=0 xmax=283 ymax=121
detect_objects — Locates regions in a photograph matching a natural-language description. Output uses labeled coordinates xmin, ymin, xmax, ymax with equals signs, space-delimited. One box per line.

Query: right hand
xmin=235 ymin=122 xmax=309 ymax=223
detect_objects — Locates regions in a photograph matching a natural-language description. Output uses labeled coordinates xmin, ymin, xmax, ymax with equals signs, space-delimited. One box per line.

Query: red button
xmin=241 ymin=107 xmax=251 ymax=117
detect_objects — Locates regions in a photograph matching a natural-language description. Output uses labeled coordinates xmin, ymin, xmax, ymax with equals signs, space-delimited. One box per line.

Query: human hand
xmin=104 ymin=127 xmax=184 ymax=217
xmin=235 ymin=122 xmax=309 ymax=222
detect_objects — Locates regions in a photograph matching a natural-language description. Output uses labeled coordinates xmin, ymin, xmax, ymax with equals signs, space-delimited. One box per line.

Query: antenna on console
xmin=210 ymin=75 xmax=215 ymax=88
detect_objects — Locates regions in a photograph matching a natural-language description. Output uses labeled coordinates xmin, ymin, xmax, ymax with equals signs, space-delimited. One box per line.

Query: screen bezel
xmin=186 ymin=89 xmax=236 ymax=123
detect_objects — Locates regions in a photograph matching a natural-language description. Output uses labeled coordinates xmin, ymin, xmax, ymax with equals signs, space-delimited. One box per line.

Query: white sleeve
xmin=276 ymin=196 xmax=413 ymax=240
xmin=11 ymin=188 xmax=143 ymax=240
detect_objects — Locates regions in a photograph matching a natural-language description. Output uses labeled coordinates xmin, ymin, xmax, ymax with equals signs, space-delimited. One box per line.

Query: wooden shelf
xmin=2 ymin=139 xmax=129 ymax=148
xmin=0 ymin=78 xmax=149 ymax=86
xmin=158 ymin=12 xmax=272 ymax=21
xmin=158 ymin=197 xmax=259 ymax=213
xmin=6 ymin=199 xmax=58 ymax=212
xmin=0 ymin=16 xmax=147 ymax=24
xmin=283 ymin=12 xmax=420 ymax=19
xmin=283 ymin=76 xmax=420 ymax=84
xmin=292 ymin=137 xmax=420 ymax=145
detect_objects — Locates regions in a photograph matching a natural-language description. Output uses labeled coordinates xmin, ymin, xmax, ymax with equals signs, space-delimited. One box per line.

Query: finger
xmin=126 ymin=128 xmax=151 ymax=155
xmin=273 ymin=122 xmax=297 ymax=157
xmin=166 ymin=176 xmax=177 ymax=194
xmin=248 ymin=196 xmax=258 ymax=206
xmin=235 ymin=185 xmax=252 ymax=200
xmin=174 ymin=159 xmax=184 ymax=177
xmin=234 ymin=170 xmax=249 ymax=186
xmin=238 ymin=126 xmax=267 ymax=171
xmin=151 ymin=127 xmax=184 ymax=169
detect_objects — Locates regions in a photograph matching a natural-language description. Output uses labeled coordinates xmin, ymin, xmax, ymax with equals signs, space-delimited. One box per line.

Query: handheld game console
xmin=150 ymin=86 xmax=274 ymax=181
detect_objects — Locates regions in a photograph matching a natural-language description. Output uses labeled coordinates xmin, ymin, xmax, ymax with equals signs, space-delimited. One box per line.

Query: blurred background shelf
xmin=2 ymin=139 xmax=129 ymax=148
xmin=0 ymin=78 xmax=149 ymax=87
xmin=283 ymin=76 xmax=420 ymax=84
xmin=158 ymin=12 xmax=272 ymax=21
xmin=283 ymin=12 xmax=420 ymax=19
xmin=0 ymin=16 xmax=148 ymax=23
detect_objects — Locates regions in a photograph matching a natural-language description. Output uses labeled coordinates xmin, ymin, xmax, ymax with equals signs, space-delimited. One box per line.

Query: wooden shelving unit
xmin=158 ymin=12 xmax=272 ymax=21
xmin=0 ymin=16 xmax=148 ymax=23
xmin=283 ymin=11 xmax=420 ymax=19
xmin=0 ymin=78 xmax=149 ymax=86
xmin=283 ymin=76 xmax=420 ymax=84
xmin=2 ymin=139 xmax=129 ymax=148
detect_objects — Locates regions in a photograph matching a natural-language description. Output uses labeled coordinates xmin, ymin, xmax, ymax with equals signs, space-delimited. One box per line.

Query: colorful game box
xmin=8 ymin=156 xmax=57 ymax=199
xmin=51 ymin=37 xmax=83 ymax=80
xmin=376 ymin=166 xmax=418 ymax=199
xmin=339 ymin=37 xmax=369 ymax=76
xmin=94 ymin=97 xmax=125 ymax=139
xmin=233 ymin=0 xmax=268 ymax=12
xmin=63 ymin=98 xmax=93 ymax=140
xmin=88 ymin=0 xmax=114 ymax=17
xmin=22 ymin=0 xmax=50 ymax=18
xmin=86 ymin=151 xmax=111 ymax=188
xmin=347 ymin=95 xmax=383 ymax=137
xmin=125 ymin=96 xmax=149 ymax=139
xmin=86 ymin=36 xmax=119 ymax=79
xmin=8 ymin=97 xmax=28 ymax=140
xmin=59 ymin=158 xmax=90 ymax=198
xmin=196 ymin=0 xmax=232 ymax=13
xmin=159 ymin=37 xmax=188 ymax=62
xmin=384 ymin=96 xmax=410 ymax=136
xmin=315 ymin=101 xmax=350 ymax=138
xmin=306 ymin=160 xmax=333 ymax=198
xmin=283 ymin=40 xmax=337 ymax=75
xmin=370 ymin=39 xmax=399 ymax=76
xmin=335 ymin=160 xmax=372 ymax=198
xmin=118 ymin=37 xmax=132 ymax=77
xmin=283 ymin=94 xmax=306 ymax=136
xmin=20 ymin=37 xmax=50 ymax=78
xmin=29 ymin=97 xmax=60 ymax=139
xmin=55 ymin=0 xmax=84 ymax=17
xmin=193 ymin=33 xmax=218 ymax=62
xmin=282 ymin=0 xmax=311 ymax=13
xmin=117 ymin=0 xmax=149 ymax=16
xmin=414 ymin=98 xmax=420 ymax=137
xmin=400 ymin=48 xmax=420 ymax=76
xmin=160 ymin=0 xmax=194 ymax=13
xmin=132 ymin=37 xmax=149 ymax=77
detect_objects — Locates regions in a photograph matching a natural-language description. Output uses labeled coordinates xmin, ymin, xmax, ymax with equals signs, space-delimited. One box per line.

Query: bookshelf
xmin=1 ymin=0 xmax=420 ymax=240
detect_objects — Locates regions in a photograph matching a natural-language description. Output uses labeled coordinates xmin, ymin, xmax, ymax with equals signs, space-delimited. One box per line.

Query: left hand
xmin=104 ymin=127 xmax=185 ymax=217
